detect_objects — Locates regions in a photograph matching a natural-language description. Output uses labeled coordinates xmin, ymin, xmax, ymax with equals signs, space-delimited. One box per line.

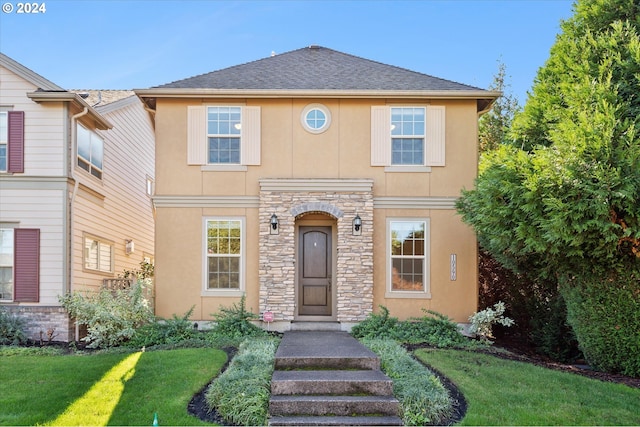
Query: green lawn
xmin=0 ymin=347 xmax=226 ymax=426
xmin=415 ymin=348 xmax=640 ymax=426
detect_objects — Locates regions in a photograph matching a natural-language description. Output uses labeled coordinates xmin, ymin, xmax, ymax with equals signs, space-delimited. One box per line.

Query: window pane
xmin=207 ymin=220 xmax=242 ymax=290
xmin=0 ymin=229 xmax=14 ymax=267
xmin=390 ymin=221 xmax=426 ymax=292
xmin=0 ymin=145 xmax=6 ymax=172
xmin=0 ymin=112 xmax=7 ymax=143
xmin=85 ymin=239 xmax=98 ymax=270
xmin=91 ymin=134 xmax=104 ymax=170
xmin=77 ymin=125 xmax=91 ymax=161
xmin=99 ymin=242 xmax=111 ymax=272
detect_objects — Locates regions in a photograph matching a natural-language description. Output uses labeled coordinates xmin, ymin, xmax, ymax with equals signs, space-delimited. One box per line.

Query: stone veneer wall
xmin=3 ymin=305 xmax=73 ymax=342
xmin=259 ymin=180 xmax=374 ymax=323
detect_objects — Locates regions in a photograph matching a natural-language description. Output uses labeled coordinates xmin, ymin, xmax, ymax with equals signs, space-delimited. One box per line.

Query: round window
xmin=301 ymin=104 xmax=331 ymax=134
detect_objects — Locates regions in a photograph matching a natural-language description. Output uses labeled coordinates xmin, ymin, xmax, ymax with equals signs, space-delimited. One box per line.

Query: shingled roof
xmin=156 ymin=45 xmax=483 ymax=92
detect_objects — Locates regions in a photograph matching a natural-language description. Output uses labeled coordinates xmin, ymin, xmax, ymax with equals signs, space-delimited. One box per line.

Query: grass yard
xmin=415 ymin=348 xmax=640 ymax=426
xmin=0 ymin=347 xmax=226 ymax=426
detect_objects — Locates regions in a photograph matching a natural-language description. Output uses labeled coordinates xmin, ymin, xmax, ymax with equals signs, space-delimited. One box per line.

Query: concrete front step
xmin=268 ymin=415 xmax=404 ymax=426
xmin=269 ymin=395 xmax=400 ymax=417
xmin=271 ymin=370 xmax=394 ymax=396
xmin=290 ymin=321 xmax=342 ymax=331
xmin=274 ymin=332 xmax=380 ymax=371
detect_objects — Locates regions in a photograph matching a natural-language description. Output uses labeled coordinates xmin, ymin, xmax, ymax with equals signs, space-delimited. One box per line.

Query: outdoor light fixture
xmin=352 ymin=214 xmax=362 ymax=236
xmin=270 ymin=214 xmax=279 ymax=235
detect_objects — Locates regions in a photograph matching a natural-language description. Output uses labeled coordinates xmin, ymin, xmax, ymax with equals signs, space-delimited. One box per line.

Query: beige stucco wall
xmin=153 ymin=97 xmax=479 ymax=323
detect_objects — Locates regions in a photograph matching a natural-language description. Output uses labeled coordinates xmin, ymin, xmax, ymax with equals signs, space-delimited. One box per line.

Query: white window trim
xmin=76 ymin=123 xmax=104 ymax=180
xmin=0 ymin=111 xmax=7 ymax=173
xmin=301 ymin=103 xmax=331 ymax=134
xmin=206 ymin=106 xmax=242 ymax=165
xmin=82 ymin=233 xmax=114 ymax=275
xmin=202 ymin=217 xmax=246 ymax=297
xmin=385 ymin=217 xmax=431 ymax=299
xmin=390 ymin=106 xmax=426 ymax=167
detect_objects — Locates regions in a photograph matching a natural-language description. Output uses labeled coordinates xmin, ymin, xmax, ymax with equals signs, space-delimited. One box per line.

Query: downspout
xmin=69 ymin=107 xmax=88 ymax=342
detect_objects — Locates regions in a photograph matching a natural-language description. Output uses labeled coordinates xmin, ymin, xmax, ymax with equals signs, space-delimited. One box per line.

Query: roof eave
xmin=135 ymin=88 xmax=501 ymax=101
xmin=27 ymin=91 xmax=113 ymax=130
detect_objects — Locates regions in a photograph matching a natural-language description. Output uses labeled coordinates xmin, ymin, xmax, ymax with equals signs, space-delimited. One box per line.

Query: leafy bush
xmin=128 ymin=306 xmax=203 ymax=348
xmin=468 ymin=301 xmax=514 ymax=341
xmin=205 ymin=337 xmax=279 ymax=426
xmin=361 ymin=338 xmax=451 ymax=426
xmin=0 ymin=307 xmax=27 ymax=345
xmin=59 ymin=279 xmax=154 ymax=348
xmin=563 ymin=270 xmax=640 ymax=376
xmin=209 ymin=295 xmax=267 ymax=343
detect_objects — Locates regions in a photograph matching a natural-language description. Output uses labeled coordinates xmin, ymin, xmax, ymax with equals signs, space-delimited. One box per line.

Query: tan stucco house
xmin=0 ymin=53 xmax=155 ymax=341
xmin=136 ymin=46 xmax=498 ymax=331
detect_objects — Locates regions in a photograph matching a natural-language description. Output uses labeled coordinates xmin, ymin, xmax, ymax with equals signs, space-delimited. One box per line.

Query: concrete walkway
xmin=269 ymin=331 xmax=403 ymax=426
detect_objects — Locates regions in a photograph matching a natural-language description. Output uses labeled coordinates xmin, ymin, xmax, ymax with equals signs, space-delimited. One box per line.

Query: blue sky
xmin=1 ymin=0 xmax=574 ymax=103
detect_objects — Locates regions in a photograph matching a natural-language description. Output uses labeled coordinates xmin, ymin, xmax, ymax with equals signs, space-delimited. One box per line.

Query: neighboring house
xmin=0 ymin=53 xmax=155 ymax=341
xmin=135 ymin=46 xmax=499 ymax=331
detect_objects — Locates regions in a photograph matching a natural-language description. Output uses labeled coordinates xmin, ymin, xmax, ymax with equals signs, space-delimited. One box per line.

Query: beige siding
xmin=153 ymin=97 xmax=480 ymax=323
xmin=0 ymin=66 xmax=66 ymax=176
xmin=71 ymin=97 xmax=155 ymax=292
xmin=0 ymin=188 xmax=65 ymax=304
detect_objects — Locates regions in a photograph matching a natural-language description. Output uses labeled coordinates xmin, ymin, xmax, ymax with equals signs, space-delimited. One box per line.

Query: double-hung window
xmin=207 ymin=107 xmax=241 ymax=164
xmin=205 ymin=218 xmax=244 ymax=294
xmin=0 ymin=228 xmax=13 ymax=301
xmin=77 ymin=123 xmax=104 ymax=179
xmin=0 ymin=112 xmax=7 ymax=172
xmin=391 ymin=107 xmax=425 ymax=165
xmin=387 ymin=219 xmax=431 ymax=298
xmin=371 ymin=105 xmax=445 ymax=168
xmin=187 ymin=105 xmax=260 ymax=167
xmin=84 ymin=235 xmax=113 ymax=274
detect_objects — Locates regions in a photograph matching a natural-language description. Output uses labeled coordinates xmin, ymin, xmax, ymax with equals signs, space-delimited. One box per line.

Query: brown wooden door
xmin=298 ymin=226 xmax=332 ymax=316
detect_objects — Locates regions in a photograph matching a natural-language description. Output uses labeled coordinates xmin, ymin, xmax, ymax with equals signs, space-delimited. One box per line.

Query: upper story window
xmin=77 ymin=123 xmax=104 ymax=179
xmin=0 ymin=112 xmax=7 ymax=172
xmin=301 ymin=104 xmax=331 ymax=134
xmin=391 ymin=107 xmax=425 ymax=165
xmin=371 ymin=105 xmax=445 ymax=170
xmin=207 ymin=107 xmax=241 ymax=164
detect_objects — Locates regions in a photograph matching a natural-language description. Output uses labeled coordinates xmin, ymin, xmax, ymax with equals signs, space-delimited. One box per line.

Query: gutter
xmin=69 ymin=107 xmax=88 ymax=342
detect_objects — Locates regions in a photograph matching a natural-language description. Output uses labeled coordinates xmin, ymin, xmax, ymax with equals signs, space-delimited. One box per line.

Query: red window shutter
xmin=14 ymin=228 xmax=40 ymax=302
xmin=8 ymin=111 xmax=25 ymax=173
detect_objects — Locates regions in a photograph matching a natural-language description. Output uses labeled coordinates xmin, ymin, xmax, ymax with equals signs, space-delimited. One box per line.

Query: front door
xmin=298 ymin=226 xmax=332 ymax=316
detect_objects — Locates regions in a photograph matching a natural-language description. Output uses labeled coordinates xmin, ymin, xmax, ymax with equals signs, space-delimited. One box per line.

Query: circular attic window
xmin=301 ymin=104 xmax=331 ymax=134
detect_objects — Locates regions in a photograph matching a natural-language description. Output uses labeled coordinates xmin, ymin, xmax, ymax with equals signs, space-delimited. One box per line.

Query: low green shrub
xmin=209 ymin=295 xmax=267 ymax=344
xmin=59 ymin=279 xmax=154 ymax=348
xmin=397 ymin=309 xmax=472 ymax=348
xmin=350 ymin=305 xmax=398 ymax=339
xmin=0 ymin=345 xmax=64 ymax=356
xmin=563 ymin=270 xmax=640 ymax=376
xmin=205 ymin=337 xmax=279 ymax=426
xmin=128 ymin=306 xmax=204 ymax=348
xmin=0 ymin=306 xmax=27 ymax=345
xmin=352 ymin=306 xmax=474 ymax=348
xmin=361 ymin=338 xmax=452 ymax=426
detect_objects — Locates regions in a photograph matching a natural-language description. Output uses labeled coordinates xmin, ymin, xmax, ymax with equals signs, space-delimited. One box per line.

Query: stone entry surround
xmin=259 ymin=179 xmax=374 ymax=329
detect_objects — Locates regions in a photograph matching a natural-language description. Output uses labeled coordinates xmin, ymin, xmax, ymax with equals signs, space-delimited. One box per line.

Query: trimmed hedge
xmin=562 ymin=269 xmax=640 ymax=376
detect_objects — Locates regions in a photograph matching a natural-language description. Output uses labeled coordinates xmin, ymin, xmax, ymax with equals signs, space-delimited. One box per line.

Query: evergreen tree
xmin=458 ymin=0 xmax=640 ymax=375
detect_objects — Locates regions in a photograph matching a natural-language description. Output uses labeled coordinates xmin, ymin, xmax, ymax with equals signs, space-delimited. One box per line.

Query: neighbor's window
xmin=0 ymin=228 xmax=14 ymax=300
xmin=84 ymin=235 xmax=113 ymax=273
xmin=0 ymin=112 xmax=7 ymax=172
xmin=206 ymin=219 xmax=242 ymax=289
xmin=207 ymin=107 xmax=241 ymax=164
xmin=391 ymin=107 xmax=425 ymax=165
xmin=390 ymin=220 xmax=427 ymax=292
xmin=77 ymin=123 xmax=104 ymax=179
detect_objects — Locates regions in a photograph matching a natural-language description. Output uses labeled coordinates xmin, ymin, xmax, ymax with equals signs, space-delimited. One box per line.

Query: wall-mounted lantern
xmin=125 ymin=239 xmax=135 ymax=255
xmin=270 ymin=214 xmax=279 ymax=235
xmin=352 ymin=214 xmax=362 ymax=236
